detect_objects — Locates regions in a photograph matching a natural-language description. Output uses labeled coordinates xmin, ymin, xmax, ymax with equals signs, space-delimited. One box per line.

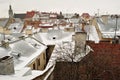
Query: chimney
xmin=118 ymin=36 xmax=120 ymax=44
xmin=1 ymin=41 xmax=9 ymax=48
xmin=82 ymin=23 xmax=85 ymax=32
xmin=101 ymin=15 xmax=108 ymax=24
xmin=74 ymin=32 xmax=87 ymax=54
xmin=0 ymin=56 xmax=14 ymax=75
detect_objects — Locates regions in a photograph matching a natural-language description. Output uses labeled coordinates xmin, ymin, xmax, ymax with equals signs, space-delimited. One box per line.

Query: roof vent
xmin=10 ymin=52 xmax=21 ymax=59
xmin=32 ymin=43 xmax=41 ymax=49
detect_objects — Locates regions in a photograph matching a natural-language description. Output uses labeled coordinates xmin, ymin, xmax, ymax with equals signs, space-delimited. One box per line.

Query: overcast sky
xmin=0 ymin=0 xmax=120 ymax=18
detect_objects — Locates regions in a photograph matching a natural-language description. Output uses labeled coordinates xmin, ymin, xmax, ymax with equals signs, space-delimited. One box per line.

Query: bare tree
xmin=49 ymin=41 xmax=92 ymax=80
xmin=54 ymin=41 xmax=89 ymax=62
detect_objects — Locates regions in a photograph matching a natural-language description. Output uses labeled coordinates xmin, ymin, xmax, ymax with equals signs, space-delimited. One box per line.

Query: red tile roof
xmin=25 ymin=11 xmax=36 ymax=18
xmin=81 ymin=13 xmax=90 ymax=18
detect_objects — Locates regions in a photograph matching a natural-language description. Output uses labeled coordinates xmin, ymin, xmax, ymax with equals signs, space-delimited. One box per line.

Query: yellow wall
xmin=25 ymin=29 xmax=32 ymax=35
xmin=28 ymin=51 xmax=46 ymax=70
xmin=41 ymin=28 xmax=48 ymax=32
xmin=64 ymin=28 xmax=74 ymax=32
xmin=4 ymin=30 xmax=11 ymax=35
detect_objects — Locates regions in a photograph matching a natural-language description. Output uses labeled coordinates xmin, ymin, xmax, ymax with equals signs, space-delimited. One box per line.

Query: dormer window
xmin=34 ymin=43 xmax=37 ymax=47
xmin=8 ymin=38 xmax=11 ymax=41
xmin=53 ymin=37 xmax=56 ymax=39
xmin=13 ymin=27 xmax=16 ymax=30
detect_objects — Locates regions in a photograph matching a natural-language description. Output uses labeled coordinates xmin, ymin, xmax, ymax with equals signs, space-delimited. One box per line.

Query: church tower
xmin=9 ymin=5 xmax=13 ymax=19
xmin=5 ymin=5 xmax=14 ymax=28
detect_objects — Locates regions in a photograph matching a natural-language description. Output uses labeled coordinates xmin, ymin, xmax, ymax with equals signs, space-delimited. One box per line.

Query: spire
xmin=9 ymin=5 xmax=13 ymax=18
xmin=9 ymin=5 xmax=12 ymax=10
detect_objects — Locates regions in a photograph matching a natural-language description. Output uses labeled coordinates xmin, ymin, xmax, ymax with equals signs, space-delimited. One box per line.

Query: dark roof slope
xmin=14 ymin=13 xmax=26 ymax=19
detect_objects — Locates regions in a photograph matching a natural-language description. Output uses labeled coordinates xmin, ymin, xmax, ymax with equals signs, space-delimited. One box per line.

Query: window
xmin=37 ymin=58 xmax=40 ymax=66
xmin=14 ymin=27 xmax=16 ymax=30
xmin=33 ymin=63 xmax=35 ymax=70
xmin=43 ymin=53 xmax=46 ymax=60
xmin=53 ymin=37 xmax=56 ymax=39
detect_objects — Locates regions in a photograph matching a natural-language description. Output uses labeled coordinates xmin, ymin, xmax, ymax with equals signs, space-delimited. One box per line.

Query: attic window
xmin=8 ymin=39 xmax=11 ymax=41
xmin=34 ymin=43 xmax=37 ymax=47
xmin=53 ymin=37 xmax=56 ymax=39
xmin=33 ymin=43 xmax=41 ymax=49
xmin=14 ymin=27 xmax=16 ymax=30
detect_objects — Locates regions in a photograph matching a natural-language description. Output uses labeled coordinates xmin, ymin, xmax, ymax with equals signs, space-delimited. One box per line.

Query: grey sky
xmin=0 ymin=0 xmax=120 ymax=18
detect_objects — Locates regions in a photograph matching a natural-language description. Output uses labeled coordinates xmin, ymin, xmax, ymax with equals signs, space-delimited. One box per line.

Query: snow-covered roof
xmin=85 ymin=25 xmax=99 ymax=43
xmin=14 ymin=18 xmax=23 ymax=23
xmin=10 ymin=40 xmax=36 ymax=57
xmin=39 ymin=23 xmax=53 ymax=26
xmin=4 ymin=34 xmax=20 ymax=43
xmin=0 ymin=47 xmax=10 ymax=58
xmin=97 ymin=17 xmax=120 ymax=38
xmin=0 ymin=37 xmax=47 ymax=80
xmin=0 ymin=18 xmax=9 ymax=27
xmin=33 ymin=24 xmax=99 ymax=45
xmin=8 ymin=23 xmax=24 ymax=33
xmin=63 ymin=13 xmax=74 ymax=19
xmin=10 ymin=37 xmax=47 ymax=67
xmin=34 ymin=31 xmax=74 ymax=45
xmin=69 ymin=18 xmax=80 ymax=24
xmin=47 ymin=29 xmax=63 ymax=40
xmin=39 ymin=23 xmax=53 ymax=28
